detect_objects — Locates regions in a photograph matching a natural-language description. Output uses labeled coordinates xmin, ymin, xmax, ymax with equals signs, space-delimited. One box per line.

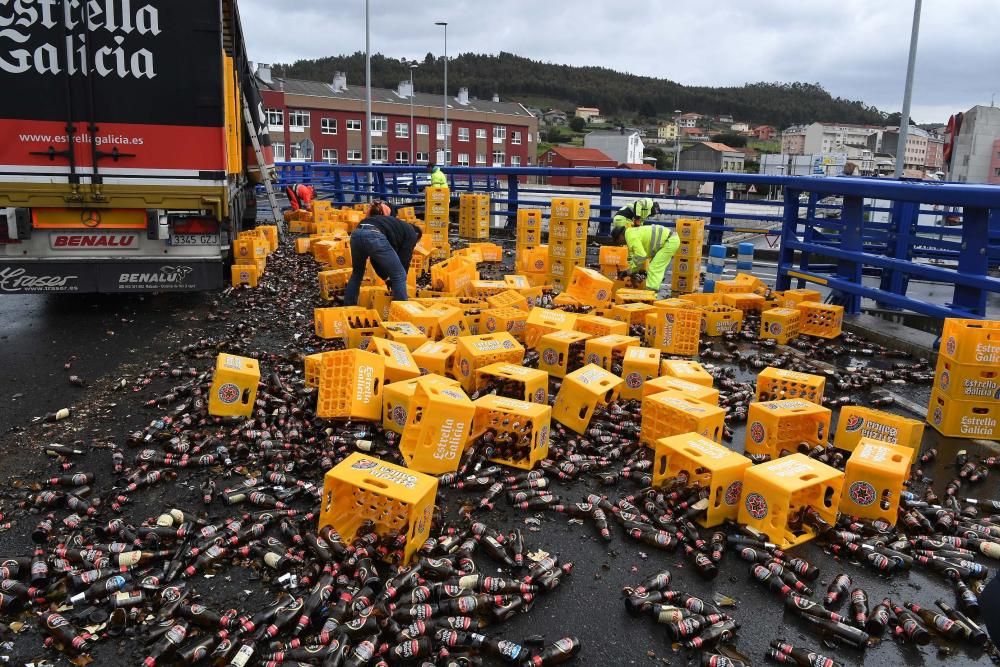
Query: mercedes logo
xmin=80 ymin=210 xmax=101 ymax=228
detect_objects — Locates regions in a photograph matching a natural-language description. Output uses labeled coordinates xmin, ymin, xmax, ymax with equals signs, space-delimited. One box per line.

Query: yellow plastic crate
xmin=661 ymin=360 xmax=713 ymax=387
xmin=548 ymin=257 xmax=583 ymax=281
xmin=524 ymin=308 xmax=578 ymax=349
xmin=700 ymin=304 xmax=744 ymax=336
xmin=598 ymin=246 xmax=629 ymax=270
xmin=926 ymin=389 xmax=1000 ymax=440
xmin=550 ymin=239 xmax=586 ymax=261
xmin=369 ymin=337 xmax=421 ymax=383
xmin=470 ymin=280 xmax=509 ymax=298
xmin=504 ymin=274 xmax=531 ymax=289
xmin=796 ymin=302 xmax=844 ymax=339
xmin=654 ymin=433 xmax=752 ymax=527
xmin=314 ymin=306 xmax=351 ymax=340
xmin=565 ymin=267 xmax=614 ymax=307
xmin=643 ymin=376 xmax=720 ymax=405
xmin=675 ymin=218 xmax=705 ymax=241
xmin=288 ymin=219 xmax=312 ymax=234
xmin=745 ymin=399 xmax=831 ymax=459
xmin=760 ymin=307 xmax=801 ymax=344
xmin=840 ymin=440 xmax=912 ymax=523
xmin=233 ymin=237 xmax=266 ymax=264
xmin=412 ymin=340 xmax=457 ymax=377
xmin=318 ymin=268 xmax=352 ymax=301
xmin=550 ymin=197 xmax=590 ymax=221
xmin=473 ymin=395 xmax=552 ymax=470
xmin=584 ymin=334 xmax=640 ymax=372
xmin=294 ymin=237 xmax=312 ymax=254
xmin=645 ymin=306 xmax=702 ymax=355
xmin=671 ymin=272 xmax=699 ymax=294
xmin=257 ymin=225 xmax=278 ymax=252
xmin=832 ymin=406 xmax=923 ymax=460
xmin=316 ymin=349 xmax=384 ymax=420
xmin=431 ymin=257 xmax=478 ymax=295
xmin=641 ymin=390 xmax=726 ymax=446
xmin=552 ymin=364 xmax=624 ymax=434
xmin=777 ymin=288 xmax=822 ymax=308
xmin=304 ymin=352 xmax=328 ymax=388
xmin=426 ymin=304 xmax=471 ymax=339
xmin=343 ymin=309 xmax=386 ymax=351
xmin=619 ymin=346 xmax=662 ymax=400
xmin=470 ymin=242 xmax=503 ymax=263
xmin=486 ymin=290 xmax=529 ymax=312
xmin=453 ymin=333 xmax=525 ymax=391
xmin=673 ymin=254 xmax=701 ymax=278
xmin=722 ymin=292 xmax=766 ymax=313
xmin=934 ymin=355 xmax=1000 ymax=401
xmin=517 ymin=226 xmax=542 ymax=247
xmin=474 ymin=362 xmax=549 ymax=405
xmin=737 ymin=454 xmax=843 ymax=549
xmin=517 ymin=208 xmax=543 ymax=229
xmin=939 ymin=318 xmax=1000 ymax=365
xmin=399 ymin=378 xmax=476 ymax=474
xmin=208 ymin=353 xmax=259 ymax=417
xmin=383 ymin=374 xmax=460 ymax=434
xmin=673 ymin=294 xmax=719 ymax=308
xmin=675 ymin=239 xmax=702 ymax=259
xmin=319 ymin=453 xmax=437 ymax=565
xmin=571 ymin=314 xmax=627 ymax=338
xmin=613 ymin=288 xmax=658 ymax=304
xmin=518 ymin=246 xmax=550 ymax=274
xmin=481 ymin=307 xmax=529 ymax=340
xmin=755 ymin=367 xmax=826 ymax=404
xmin=425 ymin=185 xmax=450 ymax=203
xmin=231 ymin=264 xmax=259 ymax=288
xmin=612 ymin=302 xmax=656 ymax=328
xmin=381 ymin=321 xmax=429 ymax=351
xmin=538 ymin=330 xmax=593 ymax=378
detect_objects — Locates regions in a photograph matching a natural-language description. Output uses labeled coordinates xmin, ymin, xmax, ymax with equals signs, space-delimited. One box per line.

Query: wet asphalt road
xmin=0 ymin=248 xmax=997 ymax=666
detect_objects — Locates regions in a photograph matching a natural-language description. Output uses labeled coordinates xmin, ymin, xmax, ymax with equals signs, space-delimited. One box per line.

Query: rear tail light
xmin=171 ymin=217 xmax=219 ymax=235
xmin=0 ymin=208 xmax=28 ymax=244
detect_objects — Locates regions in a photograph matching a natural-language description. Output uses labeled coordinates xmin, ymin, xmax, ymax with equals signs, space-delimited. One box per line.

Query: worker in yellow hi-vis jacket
xmin=611 ymin=219 xmax=680 ymax=295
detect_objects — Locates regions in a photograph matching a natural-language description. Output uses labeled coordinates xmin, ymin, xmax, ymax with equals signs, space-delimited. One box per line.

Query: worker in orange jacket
xmin=286 ymin=183 xmax=315 ymax=211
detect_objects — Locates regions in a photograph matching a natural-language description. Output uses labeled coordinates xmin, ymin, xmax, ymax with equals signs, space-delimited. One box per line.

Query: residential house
xmin=657 ymin=123 xmax=678 ymax=142
xmin=677 ymin=112 xmax=703 ymax=128
xmin=925 ymin=136 xmax=944 ymax=171
xmin=781 ymin=122 xmax=881 ymax=156
xmin=575 ymin=107 xmax=602 ymax=123
xmin=730 ymin=122 xmax=750 ymax=133
xmin=753 ymin=125 xmax=777 ymax=141
xmin=616 ymin=163 xmax=668 ymax=195
xmin=680 ymin=126 xmax=709 ymax=141
xmin=873 ymin=127 xmax=930 ymax=178
xmin=542 ymin=109 xmax=568 ymax=125
xmin=948 ymin=105 xmax=1000 ymax=184
xmin=540 ymin=146 xmax=616 ymax=186
xmin=717 ymin=114 xmax=734 ymax=124
xmin=676 ymin=142 xmax=745 ymax=195
xmin=584 ymin=129 xmax=645 ymax=165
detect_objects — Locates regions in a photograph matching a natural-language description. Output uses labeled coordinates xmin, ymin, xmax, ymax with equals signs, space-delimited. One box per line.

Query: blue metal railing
xmin=271 ymin=162 xmax=1000 ymax=320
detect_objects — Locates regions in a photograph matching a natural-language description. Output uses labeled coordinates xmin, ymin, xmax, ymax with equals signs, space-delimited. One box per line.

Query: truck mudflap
xmin=0 ymin=260 xmax=223 ymax=294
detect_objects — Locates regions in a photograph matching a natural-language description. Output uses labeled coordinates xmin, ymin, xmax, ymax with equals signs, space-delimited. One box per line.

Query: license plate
xmin=170 ymin=233 xmax=218 ymax=246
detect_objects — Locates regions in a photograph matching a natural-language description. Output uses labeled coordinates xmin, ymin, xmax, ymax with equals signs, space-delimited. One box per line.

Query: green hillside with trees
xmin=272 ymin=51 xmax=887 ymax=129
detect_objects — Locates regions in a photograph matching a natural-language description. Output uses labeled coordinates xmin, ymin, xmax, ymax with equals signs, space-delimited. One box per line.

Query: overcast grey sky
xmin=241 ymin=0 xmax=1000 ymax=124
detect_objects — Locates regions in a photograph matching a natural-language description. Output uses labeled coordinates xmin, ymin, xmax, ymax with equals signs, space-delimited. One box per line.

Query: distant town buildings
xmin=542 ymin=109 xmax=568 ymax=125
xmin=584 ymin=129 xmax=645 ymax=165
xmin=752 ymin=125 xmax=777 ymax=141
xmin=540 ymin=146 xmax=616 ymax=185
xmin=676 ymin=142 xmax=745 ymax=195
xmin=656 ymin=123 xmax=678 ymax=142
xmin=730 ymin=122 xmax=750 ymax=133
xmin=677 ymin=112 xmax=703 ymax=128
xmin=781 ymin=122 xmax=881 ymax=156
xmin=947 ymin=105 xmax=1000 ymax=185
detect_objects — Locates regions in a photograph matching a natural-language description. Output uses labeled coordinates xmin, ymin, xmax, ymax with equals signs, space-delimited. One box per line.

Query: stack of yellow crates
xmin=516 ymin=209 xmax=547 ymax=285
xmin=424 ymin=186 xmax=451 ymax=261
xmin=547 ymin=197 xmax=590 ymax=291
xmin=926 ymin=318 xmax=1000 ymax=439
xmin=459 ymin=193 xmax=490 ymax=240
xmin=672 ymin=217 xmax=704 ymax=294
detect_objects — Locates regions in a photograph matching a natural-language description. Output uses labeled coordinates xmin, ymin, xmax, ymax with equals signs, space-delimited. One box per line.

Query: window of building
xmin=476 ymin=153 xmax=486 ymax=165
xmin=321 ymin=148 xmax=338 ymax=164
xmin=371 ymin=115 xmax=388 ymax=133
xmin=417 ymin=123 xmax=429 ymax=135
xmin=492 ymin=151 xmax=505 ymax=166
xmin=415 ymin=152 xmax=429 ymax=163
xmin=371 ymin=146 xmax=388 ymax=163
xmin=347 ymin=149 xmax=362 ymax=161
xmin=995 ymin=167 xmax=1000 ymax=177
xmin=511 ymin=155 xmax=521 ymax=166
xmin=395 ymin=122 xmax=409 ymax=139
xmin=436 ymin=122 xmax=452 ymax=139
xmin=346 ymin=119 xmax=362 ymax=131
xmin=290 ymin=142 xmax=312 ymax=161
xmin=320 ymin=118 xmax=337 ymax=135
xmin=476 ymin=128 xmax=487 ymax=139
xmin=458 ymin=127 xmax=469 ymax=142
xmin=511 ymin=131 xmax=521 ymax=145
xmin=527 ymin=131 xmax=533 ymax=143
xmin=272 ymin=142 xmax=285 ymax=161
xmin=288 ymin=110 xmax=310 ymax=129
xmin=266 ymin=109 xmax=283 ymax=129
xmin=493 ymin=125 xmax=506 ymax=141
xmin=457 ymin=153 xmax=469 ymax=166
xmin=395 ymin=151 xmax=409 ymax=163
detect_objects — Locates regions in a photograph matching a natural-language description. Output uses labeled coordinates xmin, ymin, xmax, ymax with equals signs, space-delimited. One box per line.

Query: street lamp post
xmin=365 ymin=0 xmax=372 ymax=166
xmin=435 ymin=21 xmax=448 ymax=166
xmin=894 ymin=0 xmax=922 ymax=179
xmin=673 ymin=109 xmax=682 ymax=195
xmin=409 ymin=63 xmax=418 ymax=164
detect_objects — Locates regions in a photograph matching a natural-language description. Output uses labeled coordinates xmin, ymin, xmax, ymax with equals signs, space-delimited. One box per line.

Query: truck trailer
xmin=0 ymin=0 xmax=272 ymax=293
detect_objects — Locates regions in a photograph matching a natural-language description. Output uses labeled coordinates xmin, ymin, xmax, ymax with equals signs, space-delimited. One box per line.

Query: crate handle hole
xmin=800 ymin=473 xmax=817 ymax=481
xmin=823 ymin=487 xmax=835 ymax=507
xmin=714 ymin=486 xmax=722 ymax=508
xmin=657 ymin=455 xmax=668 ymax=477
xmin=241 ymin=388 xmax=251 ymax=405
xmin=973 ymin=407 xmax=990 ymax=415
